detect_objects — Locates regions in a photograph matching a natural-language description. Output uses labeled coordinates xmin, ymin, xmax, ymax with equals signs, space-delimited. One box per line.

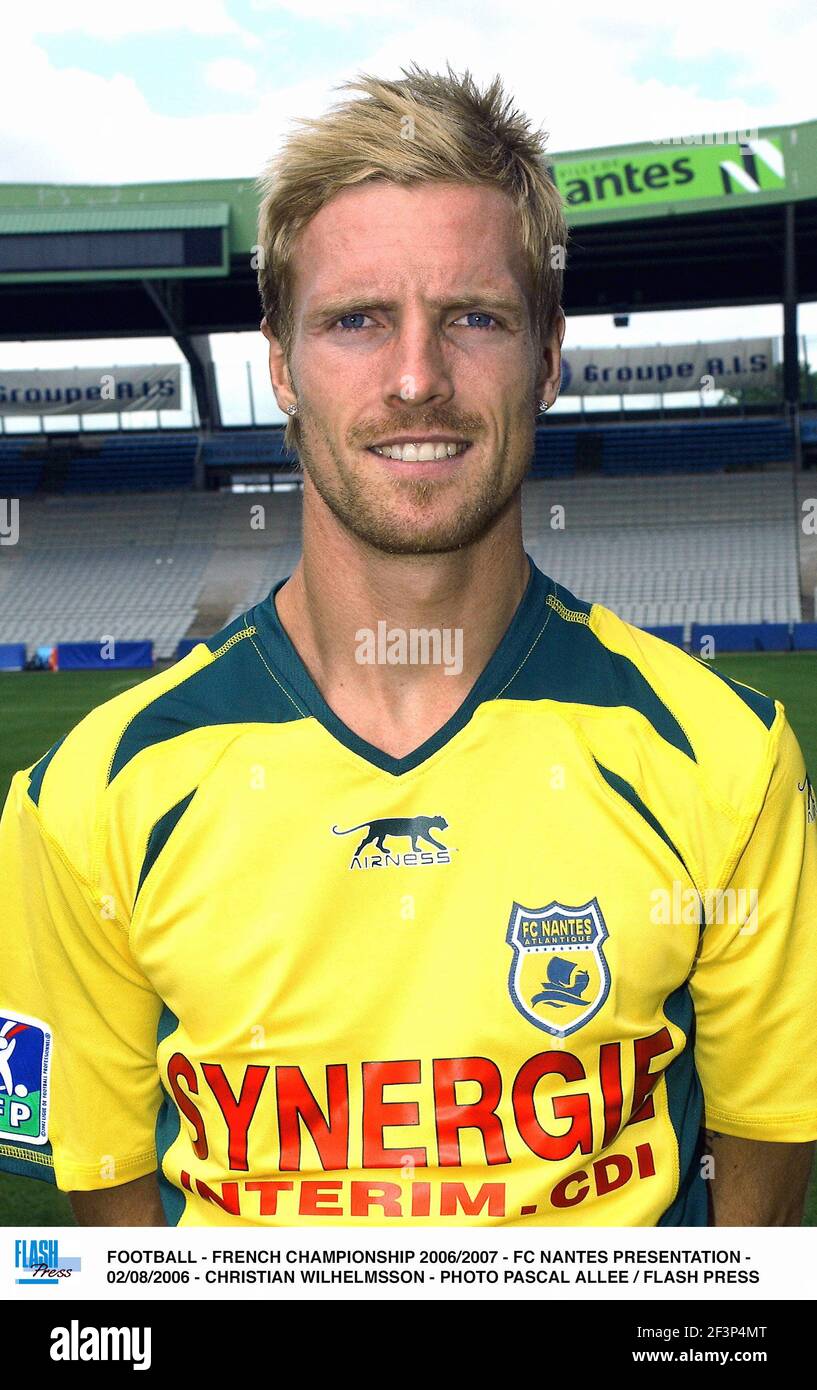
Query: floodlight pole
xmin=782 ymin=201 xmax=801 ymax=470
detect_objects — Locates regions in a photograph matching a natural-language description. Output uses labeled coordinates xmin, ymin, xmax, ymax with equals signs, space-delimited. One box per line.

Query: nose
xmin=382 ymin=306 xmax=455 ymax=411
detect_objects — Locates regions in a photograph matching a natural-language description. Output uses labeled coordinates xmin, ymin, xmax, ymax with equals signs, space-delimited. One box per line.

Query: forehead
xmin=290 ymin=180 xmax=528 ymax=307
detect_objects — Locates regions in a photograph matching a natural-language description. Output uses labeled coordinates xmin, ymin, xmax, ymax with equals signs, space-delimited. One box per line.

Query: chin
xmin=306 ymin=456 xmax=522 ymax=554
xmin=351 ymin=505 xmax=505 ymax=556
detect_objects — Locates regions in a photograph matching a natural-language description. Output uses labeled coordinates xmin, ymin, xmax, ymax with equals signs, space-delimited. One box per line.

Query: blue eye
xmin=333 ymin=309 xmax=499 ymax=332
xmin=335 ymin=313 xmax=371 ymax=332
xmin=456 ymin=312 xmax=498 ymax=329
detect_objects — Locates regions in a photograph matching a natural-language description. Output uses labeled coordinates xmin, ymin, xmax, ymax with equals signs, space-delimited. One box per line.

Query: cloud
xmin=204 ymin=59 xmax=259 ymax=95
xmin=250 ymin=0 xmax=406 ymax=17
xmin=1 ymin=4 xmax=812 ymax=187
xmin=0 ymin=0 xmax=813 ymax=379
xmin=14 ymin=0 xmax=251 ymax=40
xmin=0 ymin=33 xmax=332 ymax=182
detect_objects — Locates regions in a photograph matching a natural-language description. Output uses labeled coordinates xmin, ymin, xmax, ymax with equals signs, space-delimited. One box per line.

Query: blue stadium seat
xmin=533 ymin=416 xmax=793 ymax=478
xmin=62 ymin=433 xmax=198 ymax=492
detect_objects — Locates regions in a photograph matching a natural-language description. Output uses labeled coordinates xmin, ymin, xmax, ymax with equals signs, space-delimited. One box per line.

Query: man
xmin=1 ymin=64 xmax=815 ymax=1228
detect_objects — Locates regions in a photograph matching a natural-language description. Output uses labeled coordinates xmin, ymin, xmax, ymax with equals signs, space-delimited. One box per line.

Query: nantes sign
xmin=550 ymin=137 xmax=785 ymax=214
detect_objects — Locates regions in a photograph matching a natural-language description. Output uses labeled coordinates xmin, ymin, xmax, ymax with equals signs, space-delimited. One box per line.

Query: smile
xmin=368 ymin=441 xmax=471 ymax=461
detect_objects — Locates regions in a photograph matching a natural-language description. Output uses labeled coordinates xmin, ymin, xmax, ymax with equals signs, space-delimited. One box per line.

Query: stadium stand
xmin=0 ymin=432 xmax=198 ymax=494
xmin=797 ymin=474 xmax=817 ymax=622
xmin=200 ymin=429 xmax=296 ymax=471
xmin=0 ymin=489 xmax=299 ymax=659
xmin=530 ymin=416 xmax=795 ymax=478
xmin=0 ymin=438 xmax=44 ymax=495
xmin=523 ymin=470 xmax=802 ymax=632
xmin=0 ymin=494 xmax=205 ymax=659
xmin=0 ymin=446 xmax=804 ymax=657
xmin=61 ymin=431 xmax=199 ymax=492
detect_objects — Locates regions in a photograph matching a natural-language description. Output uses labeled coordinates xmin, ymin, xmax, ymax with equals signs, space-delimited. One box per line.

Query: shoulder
xmin=19 ymin=644 xmax=214 ymax=875
xmin=16 ymin=606 xmax=298 ymax=877
xmin=587 ymin=597 xmax=781 ymax=788
xmin=512 ymin=570 xmax=783 ymax=825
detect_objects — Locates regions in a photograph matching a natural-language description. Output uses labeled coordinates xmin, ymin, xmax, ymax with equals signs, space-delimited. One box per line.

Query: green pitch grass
xmin=0 ymin=657 xmax=815 ymax=1227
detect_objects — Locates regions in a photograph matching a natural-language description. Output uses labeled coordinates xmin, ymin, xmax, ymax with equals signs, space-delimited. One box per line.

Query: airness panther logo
xmin=332 ymin=815 xmax=451 ymax=869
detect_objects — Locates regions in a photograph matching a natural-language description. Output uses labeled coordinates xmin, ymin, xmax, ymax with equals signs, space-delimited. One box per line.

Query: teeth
xmin=371 ymin=441 xmax=469 ymax=461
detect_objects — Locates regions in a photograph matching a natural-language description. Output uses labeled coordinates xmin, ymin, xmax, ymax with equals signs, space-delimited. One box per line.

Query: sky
xmin=1 ymin=0 xmax=815 ymax=426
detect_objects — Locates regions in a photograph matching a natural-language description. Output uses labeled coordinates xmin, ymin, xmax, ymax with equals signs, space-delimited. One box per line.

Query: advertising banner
xmin=0 ymin=365 xmax=182 ymax=416
xmin=550 ymin=137 xmax=785 ymax=213
xmin=559 ymin=338 xmax=774 ymax=396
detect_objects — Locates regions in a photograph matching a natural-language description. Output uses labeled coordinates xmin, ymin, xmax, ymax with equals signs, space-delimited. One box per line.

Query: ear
xmin=535 ymin=308 xmax=565 ymax=408
xmin=261 ymin=316 xmax=297 ymax=415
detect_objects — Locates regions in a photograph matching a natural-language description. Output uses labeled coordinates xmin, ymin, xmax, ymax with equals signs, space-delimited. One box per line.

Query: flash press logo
xmin=50 ymin=1321 xmax=151 ymax=1371
xmin=14 ymin=1238 xmax=81 ymax=1285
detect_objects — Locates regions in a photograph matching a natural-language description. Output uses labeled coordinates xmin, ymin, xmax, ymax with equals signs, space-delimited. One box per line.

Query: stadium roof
xmin=0 ymin=119 xmax=814 ymax=423
xmin=0 ymin=203 xmax=230 ymax=235
xmin=0 ymin=117 xmax=814 ymax=338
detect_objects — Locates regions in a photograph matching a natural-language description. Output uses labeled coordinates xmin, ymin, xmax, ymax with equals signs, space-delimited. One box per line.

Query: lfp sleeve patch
xmin=0 ymin=1012 xmax=52 ymax=1145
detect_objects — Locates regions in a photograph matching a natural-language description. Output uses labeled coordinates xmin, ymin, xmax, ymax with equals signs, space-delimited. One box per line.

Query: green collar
xmin=251 ymin=555 xmax=554 ymax=775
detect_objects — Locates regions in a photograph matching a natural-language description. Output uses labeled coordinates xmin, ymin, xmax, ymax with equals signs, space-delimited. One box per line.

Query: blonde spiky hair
xmin=256 ymin=61 xmax=568 ymax=453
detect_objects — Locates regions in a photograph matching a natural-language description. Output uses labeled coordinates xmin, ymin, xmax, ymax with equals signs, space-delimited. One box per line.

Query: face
xmin=264 ymin=180 xmax=563 ymax=555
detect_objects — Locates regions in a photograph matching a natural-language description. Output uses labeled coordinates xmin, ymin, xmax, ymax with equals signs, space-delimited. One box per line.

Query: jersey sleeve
xmin=689 ymin=711 xmax=817 ymax=1142
xmin=0 ymin=766 xmax=164 ymax=1191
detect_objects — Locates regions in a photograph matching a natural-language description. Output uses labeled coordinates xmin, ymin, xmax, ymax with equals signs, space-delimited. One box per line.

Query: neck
xmin=273 ymin=483 xmax=530 ymax=756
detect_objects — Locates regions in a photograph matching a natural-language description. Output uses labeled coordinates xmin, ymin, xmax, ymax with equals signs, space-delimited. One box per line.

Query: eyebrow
xmin=304 ymin=292 xmax=527 ymax=326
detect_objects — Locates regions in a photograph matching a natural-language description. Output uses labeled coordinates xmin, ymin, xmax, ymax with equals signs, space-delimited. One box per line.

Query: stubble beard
xmin=298 ymin=423 xmax=534 ymax=556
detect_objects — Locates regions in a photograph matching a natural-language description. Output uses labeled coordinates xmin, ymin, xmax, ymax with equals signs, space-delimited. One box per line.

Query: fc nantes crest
xmin=506 ymin=899 xmax=610 ymax=1037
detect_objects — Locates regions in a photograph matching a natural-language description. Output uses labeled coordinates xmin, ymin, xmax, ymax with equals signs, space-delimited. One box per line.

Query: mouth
xmin=367 ymin=440 xmax=472 ymax=462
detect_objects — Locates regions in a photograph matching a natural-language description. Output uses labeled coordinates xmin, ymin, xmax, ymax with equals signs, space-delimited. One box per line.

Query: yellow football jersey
xmin=1 ymin=558 xmax=816 ymax=1226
